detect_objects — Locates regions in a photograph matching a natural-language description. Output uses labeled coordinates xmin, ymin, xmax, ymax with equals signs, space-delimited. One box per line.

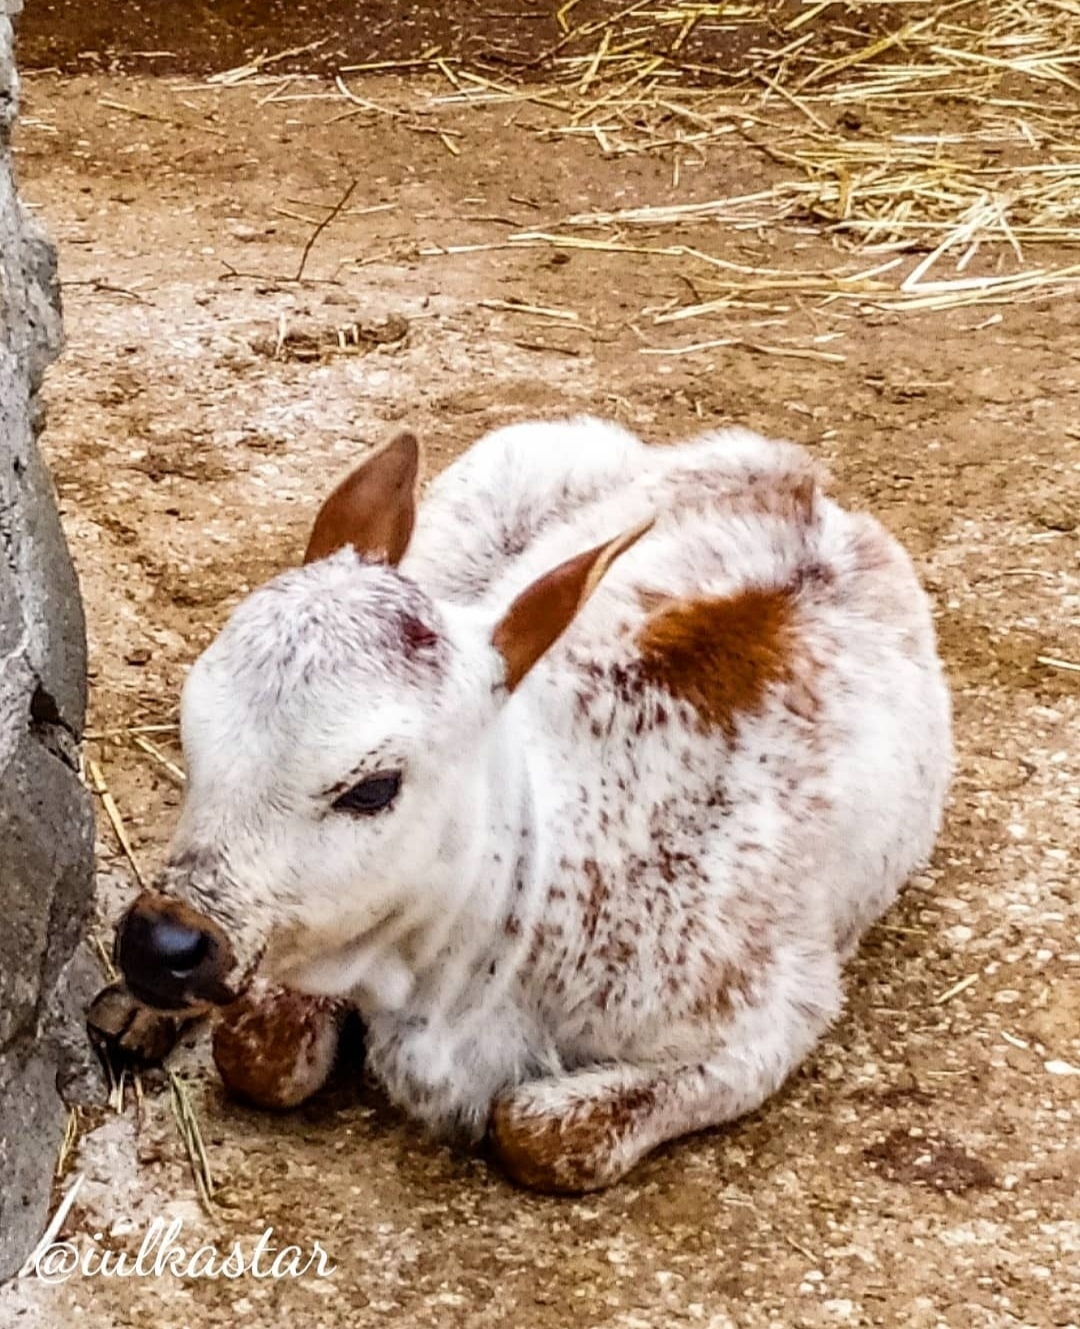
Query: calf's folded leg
xmin=491 ymin=969 xmax=840 ymax=1192
xmin=491 ymin=1050 xmax=795 ymax=1193
xmin=212 ymin=985 xmax=344 ymax=1110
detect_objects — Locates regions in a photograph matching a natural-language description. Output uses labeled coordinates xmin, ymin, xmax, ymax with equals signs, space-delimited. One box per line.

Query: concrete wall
xmin=0 ymin=0 xmax=96 ymax=1280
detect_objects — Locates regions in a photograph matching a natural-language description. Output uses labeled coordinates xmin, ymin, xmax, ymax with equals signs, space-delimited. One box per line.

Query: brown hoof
xmin=87 ymin=981 xmax=191 ymax=1066
xmin=490 ymin=1095 xmax=613 ymax=1194
xmin=211 ymin=985 xmax=343 ymax=1110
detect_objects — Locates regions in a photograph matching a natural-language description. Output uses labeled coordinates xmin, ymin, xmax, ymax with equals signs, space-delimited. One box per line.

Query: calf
xmin=114 ymin=418 xmax=952 ymax=1191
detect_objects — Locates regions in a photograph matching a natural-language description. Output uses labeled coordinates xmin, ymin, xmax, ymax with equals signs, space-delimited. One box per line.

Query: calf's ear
xmin=492 ymin=517 xmax=654 ymax=693
xmin=304 ymin=431 xmax=419 ymax=565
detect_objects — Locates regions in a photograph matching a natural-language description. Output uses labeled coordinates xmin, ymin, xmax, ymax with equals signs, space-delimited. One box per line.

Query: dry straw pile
xmin=391 ymin=0 xmax=1080 ymax=315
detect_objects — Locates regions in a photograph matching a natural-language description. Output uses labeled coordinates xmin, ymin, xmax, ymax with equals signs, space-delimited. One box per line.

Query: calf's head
xmin=116 ymin=431 xmax=649 ymax=1010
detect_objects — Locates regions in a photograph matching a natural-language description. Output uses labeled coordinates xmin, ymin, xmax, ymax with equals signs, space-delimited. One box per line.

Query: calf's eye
xmin=332 ymin=771 xmax=402 ymax=815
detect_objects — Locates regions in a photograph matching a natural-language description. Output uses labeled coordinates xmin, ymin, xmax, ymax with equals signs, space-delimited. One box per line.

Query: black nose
xmin=116 ymin=892 xmax=238 ymax=1011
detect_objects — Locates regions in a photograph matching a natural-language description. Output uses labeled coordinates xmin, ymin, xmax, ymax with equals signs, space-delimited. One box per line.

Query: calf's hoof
xmin=212 ymin=985 xmax=343 ymax=1110
xmin=490 ymin=1089 xmax=636 ymax=1194
xmin=87 ymin=981 xmax=190 ymax=1066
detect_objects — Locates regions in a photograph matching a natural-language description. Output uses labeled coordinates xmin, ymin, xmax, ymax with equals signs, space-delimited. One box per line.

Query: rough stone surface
xmin=0 ymin=0 xmax=96 ymax=1282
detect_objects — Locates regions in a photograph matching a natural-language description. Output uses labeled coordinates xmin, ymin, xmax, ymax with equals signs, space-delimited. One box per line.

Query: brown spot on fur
xmin=636 ymin=586 xmax=673 ymax=614
xmin=688 ymin=957 xmax=765 ymax=1021
xmin=526 ymin=921 xmax=564 ymax=970
xmin=637 ymin=586 xmax=797 ymax=737
xmin=783 ymin=680 xmax=821 ymax=723
xmin=580 ymin=859 xmax=608 ymax=941
xmin=663 ymin=466 xmax=822 ymax=528
xmin=491 ymin=1082 xmax=660 ymax=1193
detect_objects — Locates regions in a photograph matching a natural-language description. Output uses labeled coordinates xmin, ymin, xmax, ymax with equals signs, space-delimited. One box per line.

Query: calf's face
xmin=115 ymin=431 xmax=650 ymax=1011
xmin=118 ymin=553 xmax=474 ymax=1008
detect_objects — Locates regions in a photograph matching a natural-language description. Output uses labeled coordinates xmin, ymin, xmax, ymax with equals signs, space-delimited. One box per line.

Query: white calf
xmin=119 ymin=417 xmax=952 ymax=1191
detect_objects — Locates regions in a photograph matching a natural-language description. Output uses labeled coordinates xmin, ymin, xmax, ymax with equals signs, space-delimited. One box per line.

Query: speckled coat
xmin=154 ymin=417 xmax=952 ymax=1190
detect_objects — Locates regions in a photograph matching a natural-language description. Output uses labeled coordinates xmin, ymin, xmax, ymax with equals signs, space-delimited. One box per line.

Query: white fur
xmin=168 ymin=418 xmax=952 ymax=1182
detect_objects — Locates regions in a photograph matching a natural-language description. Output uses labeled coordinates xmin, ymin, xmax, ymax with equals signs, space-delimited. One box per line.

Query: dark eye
xmin=332 ymin=771 xmax=402 ymax=815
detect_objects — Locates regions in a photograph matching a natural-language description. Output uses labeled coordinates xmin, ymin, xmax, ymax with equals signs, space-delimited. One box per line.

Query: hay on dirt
xmin=348 ymin=0 xmax=1080 ymax=318
xmin=86 ymin=757 xmax=147 ymax=890
xmin=168 ymin=1071 xmax=217 ymax=1215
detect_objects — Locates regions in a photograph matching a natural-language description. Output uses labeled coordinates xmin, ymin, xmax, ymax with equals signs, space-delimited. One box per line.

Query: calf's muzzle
xmin=116 ymin=892 xmax=239 ymax=1011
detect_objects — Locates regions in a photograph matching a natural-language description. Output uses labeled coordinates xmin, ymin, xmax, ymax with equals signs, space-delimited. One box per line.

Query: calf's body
xmin=118 ymin=418 xmax=952 ymax=1191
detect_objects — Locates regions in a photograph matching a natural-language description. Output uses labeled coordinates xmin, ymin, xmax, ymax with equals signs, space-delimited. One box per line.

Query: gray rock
xmin=0 ymin=0 xmax=97 ymax=1281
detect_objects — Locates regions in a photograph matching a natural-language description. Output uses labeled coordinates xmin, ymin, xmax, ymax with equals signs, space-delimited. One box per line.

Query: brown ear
xmin=492 ymin=518 xmax=654 ymax=693
xmin=303 ymin=431 xmax=419 ymax=565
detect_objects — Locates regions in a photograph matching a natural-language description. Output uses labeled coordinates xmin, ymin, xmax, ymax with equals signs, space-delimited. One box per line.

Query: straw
xmin=207 ymin=38 xmax=328 ymax=86
xmin=1037 ymin=655 xmax=1080 ymax=673
xmin=168 ymin=1071 xmax=217 ymax=1215
xmin=56 ymin=1108 xmax=80 ymax=1178
xmin=935 ymin=973 xmax=980 ymax=1004
xmin=84 ymin=722 xmax=179 ymax=740
xmin=98 ymin=98 xmax=226 ymax=137
xmin=641 ymin=336 xmax=847 ymax=362
xmin=383 ymin=0 xmax=1080 ymax=317
xmin=86 ymin=758 xmax=146 ymax=889
xmin=480 ymin=297 xmax=581 ymax=321
xmin=131 ymin=735 xmax=187 ymax=784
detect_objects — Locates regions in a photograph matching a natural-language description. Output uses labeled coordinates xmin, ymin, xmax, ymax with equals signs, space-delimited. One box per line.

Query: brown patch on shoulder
xmin=637 ymin=586 xmax=797 ymax=737
xmin=490 ymin=1082 xmax=659 ymax=1193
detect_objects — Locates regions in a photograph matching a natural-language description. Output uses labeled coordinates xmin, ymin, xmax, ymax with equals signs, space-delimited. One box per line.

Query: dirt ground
xmin=2 ymin=11 xmax=1079 ymax=1328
